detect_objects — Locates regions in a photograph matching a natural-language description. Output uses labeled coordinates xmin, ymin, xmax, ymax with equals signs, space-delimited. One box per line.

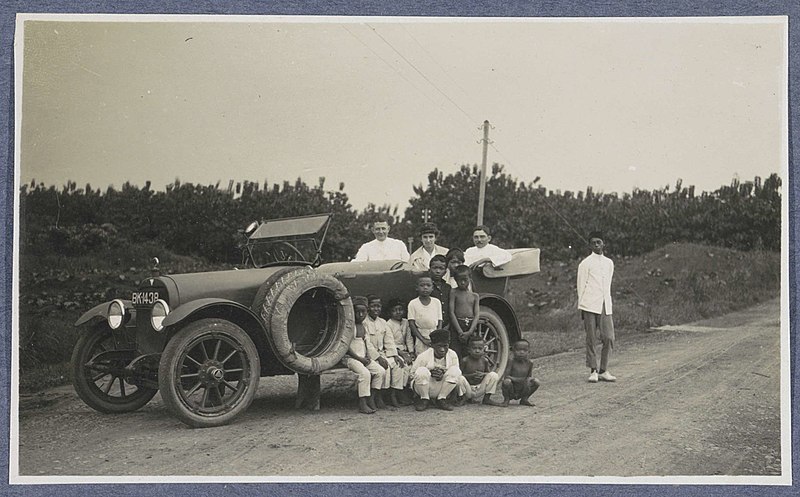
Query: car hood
xmin=159 ymin=266 xmax=306 ymax=308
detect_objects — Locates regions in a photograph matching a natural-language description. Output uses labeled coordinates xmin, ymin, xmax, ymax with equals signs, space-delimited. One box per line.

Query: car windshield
xmin=248 ymin=239 xmax=317 ymax=267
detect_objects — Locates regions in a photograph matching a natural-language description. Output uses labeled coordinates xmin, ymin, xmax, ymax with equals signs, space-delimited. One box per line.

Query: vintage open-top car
xmin=72 ymin=214 xmax=540 ymax=427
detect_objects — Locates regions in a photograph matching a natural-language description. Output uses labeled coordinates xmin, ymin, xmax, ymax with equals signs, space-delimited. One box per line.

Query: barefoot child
xmin=501 ymin=339 xmax=540 ymax=407
xmin=457 ymin=336 xmax=504 ymax=406
xmin=407 ymin=275 xmax=442 ymax=355
xmin=365 ymin=295 xmax=410 ymax=408
xmin=343 ymin=296 xmax=386 ymax=414
xmin=448 ymin=265 xmax=480 ymax=358
xmin=410 ymin=329 xmax=461 ymax=411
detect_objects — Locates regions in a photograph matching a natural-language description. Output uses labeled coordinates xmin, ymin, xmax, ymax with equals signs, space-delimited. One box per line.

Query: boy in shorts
xmin=457 ymin=336 xmax=503 ymax=406
xmin=448 ymin=264 xmax=480 ymax=358
xmin=501 ymin=339 xmax=540 ymax=407
xmin=408 ymin=275 xmax=442 ymax=355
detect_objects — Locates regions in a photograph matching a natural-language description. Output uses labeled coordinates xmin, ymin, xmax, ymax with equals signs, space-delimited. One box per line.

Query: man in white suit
xmin=576 ymin=231 xmax=617 ymax=383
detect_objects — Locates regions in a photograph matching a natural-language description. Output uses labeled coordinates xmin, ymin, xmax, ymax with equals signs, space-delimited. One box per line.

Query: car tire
xmin=251 ymin=266 xmax=313 ymax=337
xmin=71 ymin=326 xmax=157 ymax=413
xmin=253 ymin=268 xmax=354 ymax=375
xmin=158 ymin=318 xmax=260 ymax=428
xmin=476 ymin=306 xmax=511 ymax=376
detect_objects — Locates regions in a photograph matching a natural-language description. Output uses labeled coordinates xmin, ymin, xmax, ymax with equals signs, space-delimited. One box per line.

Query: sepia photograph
xmin=9 ymin=11 xmax=791 ymax=489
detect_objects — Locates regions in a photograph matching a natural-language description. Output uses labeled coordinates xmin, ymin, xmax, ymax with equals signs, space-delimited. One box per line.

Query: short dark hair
xmin=445 ymin=248 xmax=465 ymax=263
xmin=430 ymin=254 xmax=447 ymax=267
xmin=366 ymin=294 xmax=381 ymax=304
xmin=417 ymin=275 xmax=433 ymax=283
xmin=588 ymin=230 xmax=604 ymax=241
xmin=387 ymin=298 xmax=406 ymax=310
xmin=513 ymin=339 xmax=530 ymax=349
xmin=429 ymin=328 xmax=450 ymax=344
xmin=352 ymin=296 xmax=368 ymax=308
xmin=473 ymin=225 xmax=491 ymax=236
xmin=454 ymin=265 xmax=471 ymax=278
xmin=418 ymin=222 xmax=439 ymax=237
xmin=467 ymin=335 xmax=485 ymax=346
xmin=373 ymin=214 xmax=391 ymax=226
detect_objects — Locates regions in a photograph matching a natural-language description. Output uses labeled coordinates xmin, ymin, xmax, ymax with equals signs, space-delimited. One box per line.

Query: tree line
xmin=20 ymin=167 xmax=781 ymax=264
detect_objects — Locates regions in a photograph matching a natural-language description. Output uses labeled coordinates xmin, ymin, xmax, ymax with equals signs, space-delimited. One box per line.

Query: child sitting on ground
xmin=410 ymin=328 xmax=462 ymax=411
xmin=448 ymin=264 xmax=480 ymax=358
xmin=365 ymin=294 xmax=410 ymax=408
xmin=457 ymin=336 xmax=504 ymax=406
xmin=342 ymin=296 xmax=386 ymax=414
xmin=408 ymin=275 xmax=442 ymax=355
xmin=501 ymin=339 xmax=540 ymax=407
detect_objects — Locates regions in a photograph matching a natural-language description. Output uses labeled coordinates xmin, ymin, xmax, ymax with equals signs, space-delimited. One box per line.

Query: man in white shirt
xmin=353 ymin=217 xmax=410 ymax=262
xmin=464 ymin=225 xmax=512 ymax=268
xmin=576 ymin=231 xmax=616 ymax=383
xmin=408 ymin=222 xmax=449 ymax=271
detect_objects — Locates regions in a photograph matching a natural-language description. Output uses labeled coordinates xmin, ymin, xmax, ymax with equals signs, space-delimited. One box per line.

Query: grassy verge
xmin=512 ymin=243 xmax=781 ymax=360
xmin=18 ymin=241 xmax=780 ymax=392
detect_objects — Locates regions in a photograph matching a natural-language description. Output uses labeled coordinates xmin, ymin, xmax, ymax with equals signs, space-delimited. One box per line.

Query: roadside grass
xmin=17 ymin=241 xmax=780 ymax=392
xmin=512 ymin=243 xmax=781 ymax=359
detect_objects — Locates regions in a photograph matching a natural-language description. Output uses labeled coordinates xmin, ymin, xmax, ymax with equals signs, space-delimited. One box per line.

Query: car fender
xmin=161 ymin=298 xmax=261 ymax=329
xmin=74 ymin=300 xmax=134 ymax=327
xmin=478 ymin=294 xmax=521 ymax=342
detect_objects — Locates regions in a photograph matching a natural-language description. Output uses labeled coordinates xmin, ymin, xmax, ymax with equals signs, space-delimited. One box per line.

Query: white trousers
xmin=379 ymin=357 xmax=410 ymax=390
xmin=411 ymin=366 xmax=461 ymax=400
xmin=344 ymin=357 xmax=385 ymax=398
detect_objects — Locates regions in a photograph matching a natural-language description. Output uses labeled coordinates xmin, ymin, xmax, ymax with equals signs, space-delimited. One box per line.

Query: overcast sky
xmin=18 ymin=16 xmax=786 ymax=210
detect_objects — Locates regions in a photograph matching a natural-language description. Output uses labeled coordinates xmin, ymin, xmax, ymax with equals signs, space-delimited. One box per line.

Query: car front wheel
xmin=71 ymin=326 xmax=157 ymax=413
xmin=158 ymin=319 xmax=260 ymax=428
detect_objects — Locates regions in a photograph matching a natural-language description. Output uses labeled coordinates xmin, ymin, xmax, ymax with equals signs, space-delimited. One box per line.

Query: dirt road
xmin=15 ymin=299 xmax=783 ymax=478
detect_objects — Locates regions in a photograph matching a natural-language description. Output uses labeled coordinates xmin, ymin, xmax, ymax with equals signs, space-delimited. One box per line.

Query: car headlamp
xmin=151 ymin=299 xmax=170 ymax=331
xmin=107 ymin=299 xmax=126 ymax=329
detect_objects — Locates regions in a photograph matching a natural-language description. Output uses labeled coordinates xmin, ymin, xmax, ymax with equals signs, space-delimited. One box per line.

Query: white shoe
xmin=598 ymin=371 xmax=617 ymax=382
xmin=588 ymin=371 xmax=599 ymax=383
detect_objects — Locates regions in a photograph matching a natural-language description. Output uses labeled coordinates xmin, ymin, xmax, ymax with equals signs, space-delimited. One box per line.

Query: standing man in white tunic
xmin=353 ymin=215 xmax=410 ymax=262
xmin=576 ymin=231 xmax=617 ymax=383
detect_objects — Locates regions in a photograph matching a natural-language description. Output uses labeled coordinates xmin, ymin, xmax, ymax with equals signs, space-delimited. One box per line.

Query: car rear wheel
xmin=158 ymin=319 xmax=260 ymax=428
xmin=476 ymin=307 xmax=511 ymax=376
xmin=71 ymin=326 xmax=157 ymax=413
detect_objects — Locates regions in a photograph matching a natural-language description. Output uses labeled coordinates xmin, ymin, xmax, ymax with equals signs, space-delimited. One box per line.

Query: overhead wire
xmin=365 ymin=23 xmax=478 ymax=126
xmin=341 ymin=25 xmax=441 ymax=108
xmin=354 ymin=23 xmax=585 ymax=243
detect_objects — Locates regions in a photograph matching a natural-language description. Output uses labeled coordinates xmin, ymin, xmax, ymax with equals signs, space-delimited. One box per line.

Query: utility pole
xmin=477 ymin=120 xmax=490 ymax=225
xmin=421 ymin=208 xmax=430 ymax=223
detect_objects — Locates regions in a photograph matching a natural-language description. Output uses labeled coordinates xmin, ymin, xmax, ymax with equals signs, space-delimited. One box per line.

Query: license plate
xmin=131 ymin=291 xmax=160 ymax=305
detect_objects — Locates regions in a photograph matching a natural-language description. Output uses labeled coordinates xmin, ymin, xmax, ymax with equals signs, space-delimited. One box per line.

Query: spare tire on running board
xmin=252 ymin=267 xmax=354 ymax=375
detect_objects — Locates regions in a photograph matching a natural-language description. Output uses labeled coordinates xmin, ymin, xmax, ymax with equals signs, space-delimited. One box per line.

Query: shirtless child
xmin=457 ymin=336 xmax=504 ymax=406
xmin=448 ymin=265 xmax=480 ymax=354
xmin=501 ymin=339 xmax=540 ymax=407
